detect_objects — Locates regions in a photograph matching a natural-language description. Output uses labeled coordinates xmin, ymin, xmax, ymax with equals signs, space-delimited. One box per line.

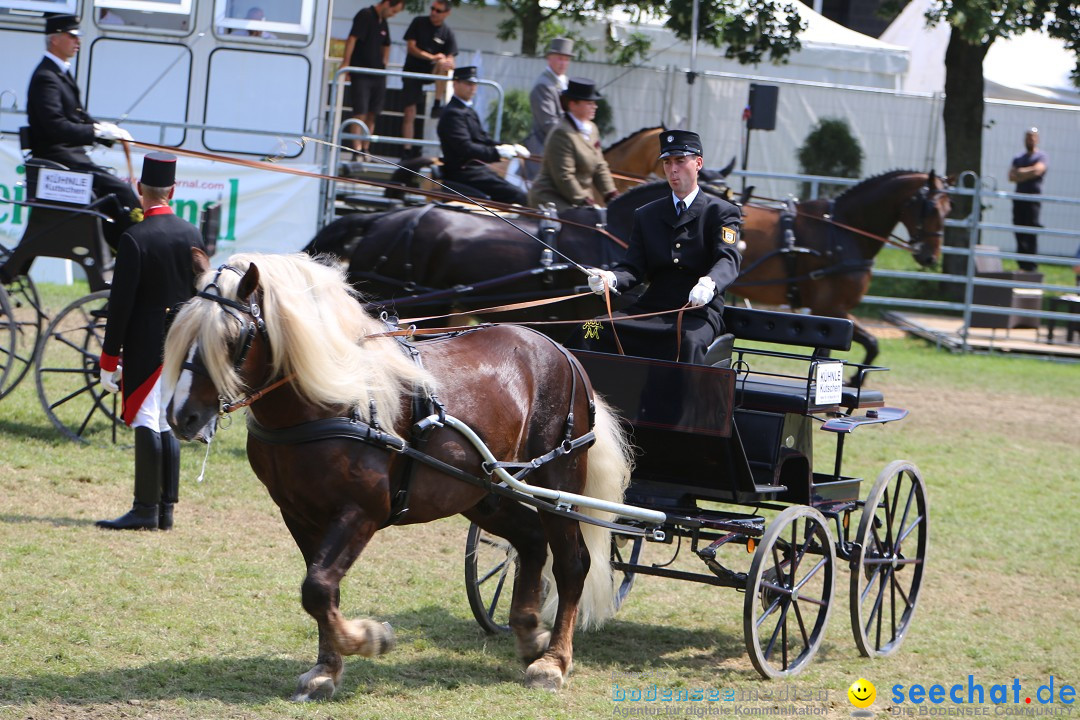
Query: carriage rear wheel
xmin=849 ymin=460 xmax=928 ymax=657
xmin=34 ymin=291 xmax=130 ymax=445
xmin=744 ymin=505 xmax=835 ymax=679
xmin=464 ymin=522 xmax=638 ymax=635
xmin=0 ymin=275 xmax=44 ymax=400
xmin=0 ymin=288 xmax=16 ymax=396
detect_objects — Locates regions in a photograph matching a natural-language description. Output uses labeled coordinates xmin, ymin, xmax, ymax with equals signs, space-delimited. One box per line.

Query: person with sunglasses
xmin=400 ymin=0 xmax=457 ymax=158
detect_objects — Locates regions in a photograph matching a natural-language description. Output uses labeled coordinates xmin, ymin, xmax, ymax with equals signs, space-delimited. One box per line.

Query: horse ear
xmin=237 ymin=263 xmax=261 ymax=301
xmin=191 ymin=247 xmax=210 ymax=275
xmin=928 ymin=169 xmax=937 ymax=185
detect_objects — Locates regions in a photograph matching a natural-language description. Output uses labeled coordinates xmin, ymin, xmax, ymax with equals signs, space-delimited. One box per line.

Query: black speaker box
xmin=747 ymin=84 xmax=779 ymax=131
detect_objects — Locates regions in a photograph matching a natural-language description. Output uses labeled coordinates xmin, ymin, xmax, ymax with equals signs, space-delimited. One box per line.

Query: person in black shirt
xmin=1008 ymin=127 xmax=1048 ymax=272
xmin=342 ymin=0 xmax=405 ymax=153
xmin=401 ymin=0 xmax=457 ymax=157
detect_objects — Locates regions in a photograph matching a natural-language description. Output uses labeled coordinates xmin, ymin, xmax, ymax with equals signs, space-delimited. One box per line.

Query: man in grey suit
xmin=522 ymin=37 xmax=574 ymax=178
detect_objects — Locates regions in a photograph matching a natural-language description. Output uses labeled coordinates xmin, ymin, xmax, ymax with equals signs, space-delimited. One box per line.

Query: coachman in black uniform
xmin=436 ymin=66 xmax=528 ymax=205
xmin=26 ymin=13 xmax=139 ymax=245
xmin=576 ymin=130 xmax=742 ymax=365
xmin=97 ymin=152 xmax=206 ymax=531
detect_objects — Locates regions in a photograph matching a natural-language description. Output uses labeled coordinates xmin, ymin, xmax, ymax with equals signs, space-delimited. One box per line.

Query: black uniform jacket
xmin=437 ymin=96 xmax=500 ymax=176
xmin=26 ymin=58 xmax=98 ymax=168
xmin=100 ymin=208 xmax=205 ymax=425
xmin=581 ymin=190 xmax=741 ymax=364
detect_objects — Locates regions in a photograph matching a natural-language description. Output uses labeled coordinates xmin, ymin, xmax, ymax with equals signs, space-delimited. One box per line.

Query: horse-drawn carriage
xmin=464 ymin=305 xmax=927 ymax=678
xmin=0 ymin=131 xmax=218 ymax=443
xmin=162 ymin=251 xmax=926 ymax=696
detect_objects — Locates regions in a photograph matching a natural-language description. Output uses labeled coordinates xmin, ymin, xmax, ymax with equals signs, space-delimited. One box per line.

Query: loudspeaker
xmin=747 ymin=84 xmax=779 ymax=131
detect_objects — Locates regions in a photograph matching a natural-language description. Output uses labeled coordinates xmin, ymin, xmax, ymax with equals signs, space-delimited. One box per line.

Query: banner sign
xmin=36 ymin=168 xmax=94 ymax=205
xmin=0 ymin=139 xmax=322 ymax=269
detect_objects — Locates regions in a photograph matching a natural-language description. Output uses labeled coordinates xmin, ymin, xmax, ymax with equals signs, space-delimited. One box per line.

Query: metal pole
xmin=687 ymin=0 xmax=699 ymax=128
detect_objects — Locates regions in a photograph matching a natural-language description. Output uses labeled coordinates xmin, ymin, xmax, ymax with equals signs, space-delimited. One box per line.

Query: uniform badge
xmin=667 ymin=135 xmax=674 ymax=143
xmin=582 ymin=320 xmax=602 ymax=340
xmin=722 ymin=227 xmax=737 ymax=245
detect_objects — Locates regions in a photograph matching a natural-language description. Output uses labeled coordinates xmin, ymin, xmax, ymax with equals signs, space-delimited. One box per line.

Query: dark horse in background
xmin=307 ymin=170 xmax=949 ymax=365
xmin=163 ymin=252 xmax=633 ymax=698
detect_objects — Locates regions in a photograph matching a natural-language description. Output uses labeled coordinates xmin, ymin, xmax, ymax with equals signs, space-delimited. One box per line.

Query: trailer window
xmin=92 ymin=0 xmax=195 ymax=33
xmin=0 ymin=0 xmax=76 ymax=21
xmin=213 ymin=0 xmax=313 ymax=44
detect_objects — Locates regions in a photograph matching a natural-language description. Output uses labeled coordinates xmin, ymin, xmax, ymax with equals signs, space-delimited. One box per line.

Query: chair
xmin=968 ymin=245 xmax=1044 ymax=334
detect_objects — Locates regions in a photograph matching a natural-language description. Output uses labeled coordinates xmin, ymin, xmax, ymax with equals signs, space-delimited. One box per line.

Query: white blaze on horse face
xmin=168 ymin=344 xmax=199 ymax=428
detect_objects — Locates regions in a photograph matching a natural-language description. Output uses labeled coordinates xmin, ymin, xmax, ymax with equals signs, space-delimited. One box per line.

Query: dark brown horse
xmin=162 ymin=252 xmax=632 ymax=699
xmin=735 ymin=170 xmax=950 ymax=366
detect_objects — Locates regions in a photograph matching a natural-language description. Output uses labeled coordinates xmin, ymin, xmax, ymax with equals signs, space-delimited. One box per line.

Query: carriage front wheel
xmin=0 ymin=274 xmax=44 ymax=400
xmin=849 ymin=460 xmax=928 ymax=657
xmin=744 ymin=505 xmax=836 ymax=679
xmin=464 ymin=521 xmax=638 ymax=635
xmin=34 ymin=290 xmax=130 ymax=445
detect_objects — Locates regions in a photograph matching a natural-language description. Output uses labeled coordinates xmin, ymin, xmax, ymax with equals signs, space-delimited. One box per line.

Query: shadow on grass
xmin=0 ymin=417 xmax=74 ymax=444
xmin=0 ymin=513 xmax=96 ymax=528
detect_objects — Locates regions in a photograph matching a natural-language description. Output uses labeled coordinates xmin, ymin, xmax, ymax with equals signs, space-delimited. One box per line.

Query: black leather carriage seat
xmin=735 ymin=376 xmax=883 ymax=414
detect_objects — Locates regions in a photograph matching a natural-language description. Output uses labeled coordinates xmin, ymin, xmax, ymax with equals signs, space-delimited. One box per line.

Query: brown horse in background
xmin=734 ymin=170 xmax=950 ymax=366
xmin=163 ymin=252 xmax=633 ymax=698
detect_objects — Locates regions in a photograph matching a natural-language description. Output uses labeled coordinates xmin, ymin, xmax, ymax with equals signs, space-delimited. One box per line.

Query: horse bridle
xmin=183 ymin=264 xmax=287 ymax=414
xmin=903 ymin=183 xmax=946 ymax=257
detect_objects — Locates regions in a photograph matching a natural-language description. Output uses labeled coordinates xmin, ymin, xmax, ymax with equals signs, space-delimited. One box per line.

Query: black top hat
xmin=453 ymin=66 xmax=479 ymax=83
xmin=658 ymin=130 xmax=703 ymax=159
xmin=562 ymin=78 xmax=601 ymax=102
xmin=45 ymin=14 xmax=80 ymax=35
xmin=141 ymin=151 xmax=178 ymax=187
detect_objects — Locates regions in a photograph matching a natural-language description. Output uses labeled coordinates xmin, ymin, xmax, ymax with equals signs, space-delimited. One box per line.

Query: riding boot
xmin=159 ymin=430 xmax=181 ymax=531
xmin=96 ymin=427 xmax=162 ymax=530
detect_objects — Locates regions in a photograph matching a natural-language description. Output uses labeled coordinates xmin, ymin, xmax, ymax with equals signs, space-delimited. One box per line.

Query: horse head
xmin=900 ymin=171 xmax=951 ymax=268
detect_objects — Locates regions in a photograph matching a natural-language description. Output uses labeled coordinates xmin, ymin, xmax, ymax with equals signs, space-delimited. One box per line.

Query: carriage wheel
xmin=464 ymin=522 xmax=638 ymax=635
xmin=465 ymin=522 xmax=517 ymax=634
xmin=35 ymin=291 xmax=129 ymax=445
xmin=744 ymin=505 xmax=836 ymax=679
xmin=0 ymin=288 xmax=16 ymax=396
xmin=0 ymin=275 xmax=45 ymax=400
xmin=849 ymin=460 xmax=928 ymax=657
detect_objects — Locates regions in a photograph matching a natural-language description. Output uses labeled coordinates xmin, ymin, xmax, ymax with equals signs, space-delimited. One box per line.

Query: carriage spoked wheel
xmin=849 ymin=460 xmax=928 ymax=658
xmin=464 ymin=522 xmax=639 ymax=635
xmin=744 ymin=505 xmax=836 ymax=679
xmin=0 ymin=288 xmax=17 ymax=396
xmin=34 ymin=290 xmax=130 ymax=445
xmin=0 ymin=274 xmax=45 ymax=400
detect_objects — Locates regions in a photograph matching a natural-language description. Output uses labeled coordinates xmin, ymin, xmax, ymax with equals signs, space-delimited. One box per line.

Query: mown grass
xmin=0 ymin=286 xmax=1077 ymax=720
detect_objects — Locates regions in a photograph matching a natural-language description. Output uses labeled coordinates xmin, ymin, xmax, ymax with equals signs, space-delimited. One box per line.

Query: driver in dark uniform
xmin=96 ymin=152 xmax=206 ymax=531
xmin=436 ymin=66 xmax=529 ymax=205
xmin=26 ymin=13 xmax=139 ymax=245
xmin=575 ymin=130 xmax=741 ymax=365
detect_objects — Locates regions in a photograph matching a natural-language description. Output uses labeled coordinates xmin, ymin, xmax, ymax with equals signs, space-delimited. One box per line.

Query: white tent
xmin=880 ymin=0 xmax=1080 ymax=104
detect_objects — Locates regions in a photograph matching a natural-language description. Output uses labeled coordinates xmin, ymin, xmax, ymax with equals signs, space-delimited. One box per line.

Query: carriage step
xmin=754 ymin=484 xmax=787 ymax=494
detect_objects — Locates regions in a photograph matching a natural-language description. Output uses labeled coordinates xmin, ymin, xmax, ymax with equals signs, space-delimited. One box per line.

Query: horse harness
xmin=188 ymin=275 xmax=601 ymax=527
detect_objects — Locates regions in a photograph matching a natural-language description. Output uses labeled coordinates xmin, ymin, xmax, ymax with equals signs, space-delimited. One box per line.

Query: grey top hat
xmin=562 ymin=78 xmax=601 ymax=102
xmin=658 ymin=130 xmax=703 ymax=159
xmin=546 ymin=37 xmax=574 ymax=57
xmin=45 ymin=13 xmax=80 ymax=35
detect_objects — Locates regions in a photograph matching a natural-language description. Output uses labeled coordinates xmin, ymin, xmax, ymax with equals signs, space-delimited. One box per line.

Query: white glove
xmin=99 ymin=366 xmax=122 ymax=394
xmin=513 ymin=144 xmax=531 ymax=159
xmin=688 ymin=277 xmax=716 ymax=307
xmin=94 ymin=122 xmax=133 ymax=142
xmin=495 ymin=144 xmax=517 ymax=160
xmin=587 ymin=269 xmax=617 ymax=295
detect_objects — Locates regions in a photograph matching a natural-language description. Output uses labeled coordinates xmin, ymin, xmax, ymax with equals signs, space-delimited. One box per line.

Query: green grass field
xmin=0 ymin=287 xmax=1078 ymax=720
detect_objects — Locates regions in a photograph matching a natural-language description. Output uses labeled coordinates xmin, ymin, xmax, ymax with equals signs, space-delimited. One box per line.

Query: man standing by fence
xmin=400 ymin=0 xmax=457 ymax=158
xmin=342 ymin=0 xmax=405 ymax=154
xmin=1008 ymin=127 xmax=1047 ymax=272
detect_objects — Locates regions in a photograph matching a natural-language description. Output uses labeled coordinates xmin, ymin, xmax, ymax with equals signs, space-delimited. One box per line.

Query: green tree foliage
xmin=485 ymin=88 xmax=533 ymax=143
xmin=796 ymin=117 xmax=864 ymax=199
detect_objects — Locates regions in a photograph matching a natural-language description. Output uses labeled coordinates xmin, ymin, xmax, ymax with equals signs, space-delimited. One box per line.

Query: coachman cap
xmin=562 ymin=78 xmax=602 ymax=102
xmin=658 ymin=130 xmax=703 ymax=159
xmin=546 ymin=37 xmax=574 ymax=57
xmin=45 ymin=13 xmax=80 ymax=35
xmin=141 ymin=151 xmax=178 ymax=187
xmin=453 ymin=66 xmax=479 ymax=83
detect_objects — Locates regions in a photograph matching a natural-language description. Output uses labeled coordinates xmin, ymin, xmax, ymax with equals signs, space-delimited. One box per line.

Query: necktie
xmin=676 ymin=200 xmax=686 ymax=216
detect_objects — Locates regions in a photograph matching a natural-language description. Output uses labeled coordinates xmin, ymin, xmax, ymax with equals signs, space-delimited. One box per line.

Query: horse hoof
xmin=524 ymin=658 xmax=566 ymax=692
xmin=292 ymin=668 xmax=338 ymax=702
xmin=516 ymin=630 xmax=551 ymax=664
xmin=338 ymin=618 xmax=396 ymax=657
xmin=376 ymin=621 xmax=396 ymax=655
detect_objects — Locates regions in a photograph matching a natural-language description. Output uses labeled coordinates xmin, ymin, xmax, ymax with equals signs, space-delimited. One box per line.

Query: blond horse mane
xmin=162 ymin=252 xmax=435 ymax=435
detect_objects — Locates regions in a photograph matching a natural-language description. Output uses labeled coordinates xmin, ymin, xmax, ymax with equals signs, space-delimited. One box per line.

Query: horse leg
xmin=524 ymin=515 xmax=588 ymax=692
xmin=850 ymin=316 xmax=880 ymax=382
xmin=466 ymin=502 xmax=552 ymax=664
xmin=291 ymin=509 xmax=394 ymax=702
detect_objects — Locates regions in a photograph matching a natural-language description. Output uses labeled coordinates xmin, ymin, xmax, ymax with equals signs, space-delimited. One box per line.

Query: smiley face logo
xmin=848 ymin=678 xmax=876 ymax=709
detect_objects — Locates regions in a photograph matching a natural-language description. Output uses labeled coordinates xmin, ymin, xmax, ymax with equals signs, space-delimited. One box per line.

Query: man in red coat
xmin=97 ymin=152 xmax=206 ymax=530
